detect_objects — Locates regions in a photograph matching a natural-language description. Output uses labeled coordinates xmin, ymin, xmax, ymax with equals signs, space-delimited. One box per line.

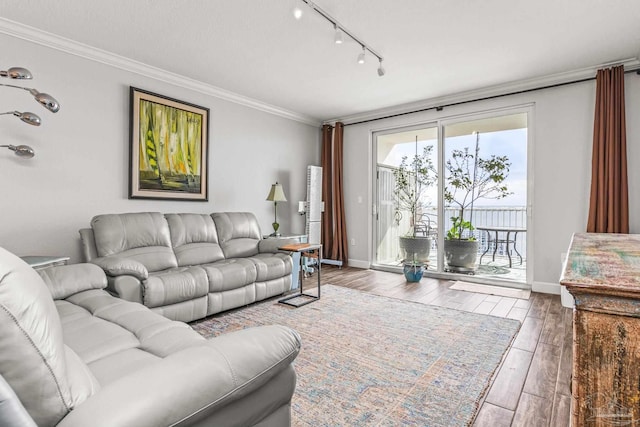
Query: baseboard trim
xmin=347 ymin=259 xmax=370 ymax=269
xmin=341 ymin=261 xmax=563 ymax=297
xmin=532 ymin=281 xmax=561 ymax=295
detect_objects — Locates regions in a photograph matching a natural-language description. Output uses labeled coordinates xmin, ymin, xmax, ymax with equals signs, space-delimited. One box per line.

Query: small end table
xmin=278 ymin=243 xmax=322 ymax=307
xmin=21 ymin=256 xmax=70 ymax=271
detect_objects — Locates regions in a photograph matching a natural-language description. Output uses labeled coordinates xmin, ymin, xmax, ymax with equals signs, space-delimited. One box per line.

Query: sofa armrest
xmin=106 ymin=276 xmax=143 ymax=303
xmin=39 ymin=263 xmax=108 ymax=300
xmin=91 ymin=256 xmax=149 ymax=281
xmin=56 ymin=325 xmax=301 ymax=427
xmin=258 ymin=238 xmax=298 ymax=254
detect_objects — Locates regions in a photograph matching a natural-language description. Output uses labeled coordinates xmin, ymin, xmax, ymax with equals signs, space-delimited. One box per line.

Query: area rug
xmin=450 ymin=280 xmax=531 ymax=299
xmin=191 ymin=285 xmax=521 ymax=426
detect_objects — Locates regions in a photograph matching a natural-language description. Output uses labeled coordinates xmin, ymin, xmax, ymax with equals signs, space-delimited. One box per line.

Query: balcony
xmin=376 ymin=206 xmax=527 ymax=283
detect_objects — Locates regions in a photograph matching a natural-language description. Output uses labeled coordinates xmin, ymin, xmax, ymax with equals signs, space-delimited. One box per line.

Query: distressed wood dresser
xmin=560 ymin=232 xmax=640 ymax=427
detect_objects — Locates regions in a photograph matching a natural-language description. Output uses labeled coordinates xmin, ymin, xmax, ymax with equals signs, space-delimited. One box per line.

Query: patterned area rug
xmin=191 ymin=285 xmax=521 ymax=426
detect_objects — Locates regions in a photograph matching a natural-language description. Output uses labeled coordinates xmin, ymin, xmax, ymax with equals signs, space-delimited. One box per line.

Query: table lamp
xmin=266 ymin=182 xmax=287 ymax=236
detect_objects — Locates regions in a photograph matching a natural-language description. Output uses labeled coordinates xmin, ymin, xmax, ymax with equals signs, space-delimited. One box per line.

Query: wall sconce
xmin=1 ymin=66 xmax=61 ymax=159
xmin=266 ymin=182 xmax=288 ymax=236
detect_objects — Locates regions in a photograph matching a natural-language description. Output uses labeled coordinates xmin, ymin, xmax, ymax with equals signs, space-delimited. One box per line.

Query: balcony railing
xmin=376 ymin=164 xmax=527 ymax=267
xmin=377 ymin=206 xmax=527 ymax=264
xmin=440 ymin=206 xmax=527 ymax=258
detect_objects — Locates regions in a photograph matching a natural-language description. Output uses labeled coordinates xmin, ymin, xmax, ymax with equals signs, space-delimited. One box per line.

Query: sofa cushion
xmin=59 ymin=290 xmax=204 ymax=362
xmin=0 ymin=248 xmax=91 ymax=427
xmin=166 ymin=213 xmax=225 ymax=266
xmin=55 ymin=298 xmax=140 ymax=364
xmin=91 ymin=213 xmax=177 ymax=272
xmin=212 ymin=212 xmax=261 ymax=258
xmin=248 ymin=253 xmax=293 ymax=282
xmin=144 ymin=266 xmax=209 ymax=309
xmin=201 ymin=258 xmax=258 ymax=292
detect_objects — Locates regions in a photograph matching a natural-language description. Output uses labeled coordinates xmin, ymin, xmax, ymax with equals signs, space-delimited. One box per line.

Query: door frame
xmin=370 ymin=103 xmax=535 ymax=287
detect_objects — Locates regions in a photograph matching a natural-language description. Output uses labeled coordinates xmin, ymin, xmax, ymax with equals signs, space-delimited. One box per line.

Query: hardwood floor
xmin=311 ymin=265 xmax=572 ymax=427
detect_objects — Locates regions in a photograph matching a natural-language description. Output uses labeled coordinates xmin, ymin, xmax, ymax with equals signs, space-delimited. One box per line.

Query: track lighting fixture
xmin=334 ymin=26 xmax=343 ymax=44
xmin=292 ymin=0 xmax=385 ymax=76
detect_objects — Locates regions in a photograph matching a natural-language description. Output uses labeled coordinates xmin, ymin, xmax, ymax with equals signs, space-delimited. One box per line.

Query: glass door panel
xmin=443 ymin=113 xmax=528 ymax=283
xmin=374 ymin=126 xmax=438 ymax=270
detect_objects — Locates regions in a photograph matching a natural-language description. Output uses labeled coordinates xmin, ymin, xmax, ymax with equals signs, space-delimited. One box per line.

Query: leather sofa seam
xmin=0 ymin=304 xmax=72 ymax=414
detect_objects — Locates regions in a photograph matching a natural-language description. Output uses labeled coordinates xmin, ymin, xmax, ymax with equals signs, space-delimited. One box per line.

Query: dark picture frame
xmin=129 ymin=87 xmax=209 ymax=201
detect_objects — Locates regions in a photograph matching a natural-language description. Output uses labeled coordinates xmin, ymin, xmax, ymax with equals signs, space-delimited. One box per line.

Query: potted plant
xmin=443 ymin=132 xmax=511 ymax=272
xmin=392 ymin=140 xmax=437 ymax=281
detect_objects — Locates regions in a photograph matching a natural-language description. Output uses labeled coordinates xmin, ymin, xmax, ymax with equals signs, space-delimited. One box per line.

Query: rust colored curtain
xmin=321 ymin=122 xmax=349 ymax=265
xmin=587 ymin=65 xmax=629 ymax=233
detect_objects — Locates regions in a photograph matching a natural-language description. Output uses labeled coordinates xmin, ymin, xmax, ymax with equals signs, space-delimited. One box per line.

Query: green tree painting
xmin=138 ymin=99 xmax=203 ymax=193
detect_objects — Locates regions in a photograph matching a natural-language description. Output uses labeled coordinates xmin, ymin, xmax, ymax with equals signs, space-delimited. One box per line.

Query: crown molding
xmin=328 ymin=57 xmax=640 ymax=126
xmin=0 ymin=18 xmax=321 ymax=127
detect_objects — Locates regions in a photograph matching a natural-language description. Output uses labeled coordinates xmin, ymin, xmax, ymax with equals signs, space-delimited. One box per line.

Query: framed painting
xmin=129 ymin=87 xmax=209 ymax=201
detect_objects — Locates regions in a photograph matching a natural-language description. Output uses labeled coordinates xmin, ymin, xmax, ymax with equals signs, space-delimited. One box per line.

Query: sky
xmin=382 ymin=128 xmax=528 ymax=208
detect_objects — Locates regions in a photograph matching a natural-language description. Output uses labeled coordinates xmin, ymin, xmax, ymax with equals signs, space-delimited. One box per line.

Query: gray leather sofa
xmin=0 ymin=247 xmax=301 ymax=427
xmin=79 ymin=212 xmax=294 ymax=322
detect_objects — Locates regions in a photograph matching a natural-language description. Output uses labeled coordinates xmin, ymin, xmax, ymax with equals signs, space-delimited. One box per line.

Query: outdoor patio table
xmin=476 ymin=226 xmax=526 ymax=268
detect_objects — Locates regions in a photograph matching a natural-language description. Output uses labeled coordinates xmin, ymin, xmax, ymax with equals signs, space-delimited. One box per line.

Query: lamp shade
xmin=266 ymin=182 xmax=287 ymax=202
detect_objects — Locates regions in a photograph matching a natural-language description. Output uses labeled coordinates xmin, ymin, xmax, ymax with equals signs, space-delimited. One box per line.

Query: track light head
xmin=1 ymin=67 xmax=33 ymax=79
xmin=292 ymin=6 xmax=303 ymax=19
xmin=357 ymin=46 xmax=366 ymax=64
xmin=334 ymin=26 xmax=343 ymax=44
xmin=377 ymin=60 xmax=385 ymax=76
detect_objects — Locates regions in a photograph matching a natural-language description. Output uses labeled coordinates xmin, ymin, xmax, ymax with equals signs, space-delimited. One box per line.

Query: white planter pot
xmin=444 ymin=239 xmax=479 ymax=269
xmin=399 ymin=236 xmax=432 ymax=264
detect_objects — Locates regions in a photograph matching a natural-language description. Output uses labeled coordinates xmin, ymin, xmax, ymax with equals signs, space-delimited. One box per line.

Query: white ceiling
xmin=1 ymin=0 xmax=639 ymax=123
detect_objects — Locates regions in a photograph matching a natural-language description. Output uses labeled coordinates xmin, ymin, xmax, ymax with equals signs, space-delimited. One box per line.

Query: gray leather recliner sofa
xmin=79 ymin=212 xmax=294 ymax=322
xmin=0 ymin=247 xmax=301 ymax=427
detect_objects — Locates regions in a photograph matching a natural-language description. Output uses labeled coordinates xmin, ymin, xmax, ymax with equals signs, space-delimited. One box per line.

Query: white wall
xmin=343 ymin=74 xmax=640 ymax=291
xmin=0 ymin=34 xmax=320 ymax=262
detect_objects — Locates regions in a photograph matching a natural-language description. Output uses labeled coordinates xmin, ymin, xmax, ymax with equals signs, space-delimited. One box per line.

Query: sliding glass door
xmin=373 ymin=109 xmax=530 ymax=285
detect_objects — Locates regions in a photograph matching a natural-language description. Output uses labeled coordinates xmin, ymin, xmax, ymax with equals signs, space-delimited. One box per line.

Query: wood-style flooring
xmin=309 ymin=265 xmax=572 ymax=427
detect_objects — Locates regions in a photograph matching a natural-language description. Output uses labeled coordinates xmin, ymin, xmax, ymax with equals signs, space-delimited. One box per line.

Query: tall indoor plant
xmin=392 ymin=139 xmax=437 ymax=279
xmin=443 ymin=132 xmax=511 ymax=271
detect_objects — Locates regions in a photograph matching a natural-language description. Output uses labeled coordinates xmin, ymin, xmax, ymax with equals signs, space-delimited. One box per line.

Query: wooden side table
xmin=278 ymin=243 xmax=322 ymax=308
xmin=21 ymin=256 xmax=70 ymax=271
xmin=560 ymin=232 xmax=640 ymax=426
